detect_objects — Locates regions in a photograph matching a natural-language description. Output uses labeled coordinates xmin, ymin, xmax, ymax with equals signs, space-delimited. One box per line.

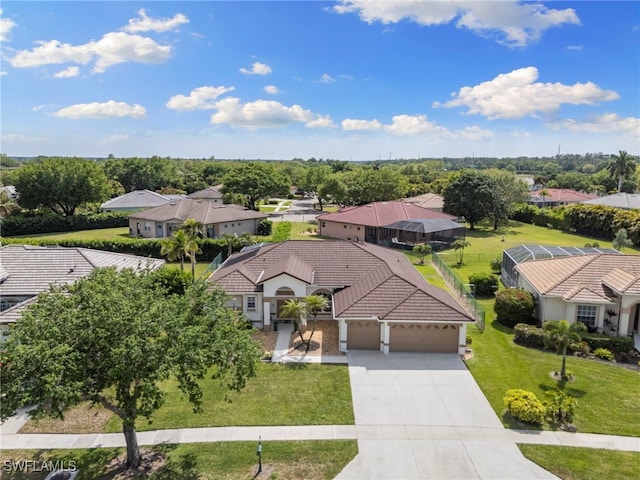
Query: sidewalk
xmin=2 ymin=425 xmax=639 ymax=452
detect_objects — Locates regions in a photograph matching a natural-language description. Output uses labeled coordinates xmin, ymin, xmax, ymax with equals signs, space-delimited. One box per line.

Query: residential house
xmin=515 ymin=253 xmax=640 ymax=348
xmin=186 ymin=186 xmax=224 ymax=204
xmin=209 ymin=240 xmax=474 ymax=354
xmin=403 ymin=193 xmax=444 ymax=212
xmin=528 ymin=188 xmax=597 ymax=207
xmin=100 ymin=189 xmax=184 ymax=213
xmin=582 ymin=193 xmax=640 ymax=210
xmin=128 ymin=198 xmax=267 ymax=239
xmin=317 ymin=201 xmax=464 ymax=249
xmin=0 ymin=245 xmax=164 ymax=338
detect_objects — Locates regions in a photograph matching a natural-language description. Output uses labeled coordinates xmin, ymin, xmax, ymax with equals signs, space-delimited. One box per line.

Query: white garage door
xmin=389 ymin=323 xmax=458 ymax=353
xmin=347 ymin=321 xmax=380 ymax=350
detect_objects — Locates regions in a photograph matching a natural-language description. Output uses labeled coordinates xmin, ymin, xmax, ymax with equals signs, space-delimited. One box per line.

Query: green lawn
xmin=518 ymin=445 xmax=640 ymax=480
xmin=289 ymin=221 xmax=322 ymax=240
xmin=0 ymin=440 xmax=358 ymax=479
xmin=426 ymin=221 xmax=640 ymax=437
xmin=11 ymin=227 xmax=131 ymax=241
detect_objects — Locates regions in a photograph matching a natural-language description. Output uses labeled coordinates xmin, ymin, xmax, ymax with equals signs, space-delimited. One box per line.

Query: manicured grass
xmin=164 ymin=261 xmax=212 ymax=279
xmin=1 ymin=440 xmax=358 ymax=479
xmin=518 ymin=445 xmax=640 ymax=480
xmin=11 ymin=227 xmax=131 ymax=241
xmin=103 ymin=363 xmax=353 ymax=432
xmin=289 ymin=221 xmax=322 ymax=240
xmin=429 ymin=221 xmax=640 ymax=436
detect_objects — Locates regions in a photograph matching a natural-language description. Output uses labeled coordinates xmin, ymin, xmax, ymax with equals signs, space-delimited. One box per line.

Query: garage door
xmin=347 ymin=321 xmax=380 ymax=350
xmin=389 ymin=323 xmax=458 ymax=353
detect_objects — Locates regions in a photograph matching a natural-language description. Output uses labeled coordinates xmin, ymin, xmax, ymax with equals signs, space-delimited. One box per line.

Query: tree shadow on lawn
xmin=539 ymin=382 xmax=587 ymax=399
xmin=490 ymin=319 xmax=515 ymax=335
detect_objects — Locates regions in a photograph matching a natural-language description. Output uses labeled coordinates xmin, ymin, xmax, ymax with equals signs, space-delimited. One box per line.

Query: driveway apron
xmin=336 ymin=351 xmax=558 ymax=480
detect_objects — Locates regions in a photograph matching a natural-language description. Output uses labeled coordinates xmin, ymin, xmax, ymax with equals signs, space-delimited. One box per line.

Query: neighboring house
xmin=209 ymin=240 xmax=474 ymax=354
xmin=528 ymin=188 xmax=597 ymax=207
xmin=582 ymin=193 xmax=640 ymax=210
xmin=186 ymin=186 xmax=224 ymax=204
xmin=128 ymin=198 xmax=267 ymax=239
xmin=515 ymin=254 xmax=640 ymax=347
xmin=1 ymin=185 xmax=18 ymax=199
xmin=0 ymin=245 xmax=164 ymax=338
xmin=100 ymin=189 xmax=185 ymax=213
xmin=501 ymin=244 xmax=621 ymax=288
xmin=317 ymin=201 xmax=464 ymax=249
xmin=403 ymin=193 xmax=444 ymax=211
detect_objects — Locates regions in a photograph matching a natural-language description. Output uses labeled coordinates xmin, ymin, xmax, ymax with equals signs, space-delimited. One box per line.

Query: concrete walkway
xmin=270 ymin=321 xmax=348 ymax=364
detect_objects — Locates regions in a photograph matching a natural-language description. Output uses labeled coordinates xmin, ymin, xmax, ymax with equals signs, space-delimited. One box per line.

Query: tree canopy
xmin=442 ymin=171 xmax=497 ymax=229
xmin=222 ymin=162 xmax=289 ymax=210
xmin=0 ymin=268 xmax=260 ymax=469
xmin=13 ymin=157 xmax=110 ymax=216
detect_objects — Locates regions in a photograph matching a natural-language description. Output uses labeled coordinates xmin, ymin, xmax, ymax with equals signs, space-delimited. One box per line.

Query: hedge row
xmin=509 ymin=203 xmax=569 ymax=230
xmin=0 ymin=236 xmax=228 ymax=261
xmin=564 ymin=203 xmax=640 ymax=246
xmin=514 ymin=323 xmax=635 ymax=354
xmin=1 ymin=212 xmax=129 ymax=237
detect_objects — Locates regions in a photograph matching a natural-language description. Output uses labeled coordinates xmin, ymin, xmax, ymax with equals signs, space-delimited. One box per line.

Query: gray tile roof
xmin=187 ymin=186 xmax=223 ymax=200
xmin=100 ymin=189 xmax=181 ymax=210
xmin=128 ymin=198 xmax=266 ymax=224
xmin=583 ymin=193 xmax=640 ymax=210
xmin=210 ymin=240 xmax=473 ymax=323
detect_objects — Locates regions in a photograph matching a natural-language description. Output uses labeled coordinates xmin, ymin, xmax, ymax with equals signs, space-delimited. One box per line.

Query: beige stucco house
xmin=128 ymin=198 xmax=267 ymax=239
xmin=516 ymin=254 xmax=640 ymax=349
xmin=209 ymin=240 xmax=474 ymax=354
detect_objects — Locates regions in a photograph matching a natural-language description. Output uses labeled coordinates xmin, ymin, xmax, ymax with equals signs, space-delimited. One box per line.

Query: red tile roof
xmin=210 ymin=240 xmax=473 ymax=323
xmin=529 ymin=189 xmax=597 ymax=203
xmin=317 ymin=201 xmax=456 ymax=227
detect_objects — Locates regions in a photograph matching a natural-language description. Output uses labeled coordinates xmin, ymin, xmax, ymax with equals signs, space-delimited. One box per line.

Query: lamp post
xmin=256 ymin=436 xmax=262 ymax=475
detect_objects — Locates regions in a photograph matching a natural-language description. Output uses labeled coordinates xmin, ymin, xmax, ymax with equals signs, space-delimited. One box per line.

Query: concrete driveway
xmin=336 ymin=351 xmax=558 ymax=480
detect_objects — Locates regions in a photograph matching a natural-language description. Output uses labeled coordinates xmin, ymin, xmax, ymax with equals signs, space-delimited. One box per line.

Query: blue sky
xmin=1 ymin=1 xmax=638 ymax=160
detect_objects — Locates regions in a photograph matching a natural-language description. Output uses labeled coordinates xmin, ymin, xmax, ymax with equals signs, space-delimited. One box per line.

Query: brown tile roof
xmin=186 ymin=186 xmax=223 ymax=200
xmin=210 ymin=240 xmax=473 ymax=323
xmin=317 ymin=201 xmax=456 ymax=227
xmin=529 ymin=189 xmax=597 ymax=203
xmin=128 ymin=198 xmax=266 ymax=224
xmin=516 ymin=253 xmax=640 ymax=301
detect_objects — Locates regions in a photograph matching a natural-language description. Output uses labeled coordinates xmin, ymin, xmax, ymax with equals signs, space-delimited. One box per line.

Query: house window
xmin=577 ymin=305 xmax=597 ymax=326
xmin=344 ymin=225 xmax=347 ymax=228
xmin=247 ymin=296 xmax=256 ymax=312
xmin=144 ymin=222 xmax=151 ymax=231
xmin=321 ymin=222 xmax=326 ymax=228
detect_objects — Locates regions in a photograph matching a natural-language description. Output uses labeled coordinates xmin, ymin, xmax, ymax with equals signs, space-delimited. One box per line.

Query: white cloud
xmin=0 ymin=71 xmax=7 ymax=76
xmin=52 ymin=100 xmax=147 ymax=119
xmin=320 ymin=73 xmax=336 ymax=83
xmin=123 ymin=8 xmax=189 ymax=33
xmin=9 ymin=32 xmax=172 ymax=73
xmin=342 ymin=118 xmax=383 ymax=131
xmin=341 ymin=114 xmax=493 ymax=140
xmin=209 ymin=97 xmax=333 ymax=129
xmin=264 ymin=85 xmax=280 ymax=95
xmin=239 ymin=61 xmax=272 ymax=75
xmin=546 ymin=113 xmax=640 ymax=135
xmin=166 ymin=85 xmax=235 ymax=110
xmin=0 ymin=8 xmax=16 ymax=42
xmin=54 ymin=66 xmax=80 ymax=78
xmin=433 ymin=67 xmax=619 ymax=119
xmin=567 ymin=45 xmax=583 ymax=51
xmin=334 ymin=1 xmax=580 ymax=47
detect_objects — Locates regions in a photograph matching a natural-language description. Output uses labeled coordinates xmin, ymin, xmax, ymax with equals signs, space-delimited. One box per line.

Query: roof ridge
xmin=537 ymin=254 xmax=601 ymax=294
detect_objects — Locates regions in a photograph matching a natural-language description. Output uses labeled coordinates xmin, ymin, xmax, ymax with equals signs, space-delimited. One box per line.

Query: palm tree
xmin=606 ymin=150 xmax=637 ymax=193
xmin=543 ymin=320 xmax=587 ymax=379
xmin=451 ymin=239 xmax=471 ymax=265
xmin=221 ymin=233 xmax=237 ymax=258
xmin=412 ymin=244 xmax=433 ymax=265
xmin=279 ymin=298 xmax=307 ymax=347
xmin=304 ymin=294 xmax=329 ymax=351
xmin=180 ymin=219 xmax=204 ymax=281
xmin=160 ymin=229 xmax=189 ymax=271
xmin=538 ymin=188 xmax=550 ymax=208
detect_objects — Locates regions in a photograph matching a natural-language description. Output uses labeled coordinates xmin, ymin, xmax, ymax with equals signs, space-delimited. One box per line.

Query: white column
xmin=382 ymin=322 xmax=389 ymax=354
xmin=458 ymin=324 xmax=467 ymax=355
xmin=619 ymin=306 xmax=631 ymax=337
xmin=263 ymin=301 xmax=271 ymax=329
xmin=339 ymin=319 xmax=348 ymax=352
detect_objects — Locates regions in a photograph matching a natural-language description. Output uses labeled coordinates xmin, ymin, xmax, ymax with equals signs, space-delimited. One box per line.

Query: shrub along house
xmin=128 ymin=198 xmax=267 ymax=239
xmin=515 ymin=253 xmax=640 ymax=351
xmin=208 ymin=240 xmax=474 ymax=354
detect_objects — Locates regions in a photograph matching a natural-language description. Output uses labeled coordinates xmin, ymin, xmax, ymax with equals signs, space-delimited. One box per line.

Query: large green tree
xmin=0 ymin=268 xmax=259 ymax=469
xmin=606 ymin=150 xmax=637 ymax=193
xmin=13 ymin=157 xmax=110 ymax=216
xmin=443 ymin=171 xmax=497 ymax=229
xmin=222 ymin=162 xmax=289 ymax=210
xmin=485 ymin=169 xmax=530 ymax=230
xmin=298 ymin=165 xmax=332 ymax=210
xmin=104 ymin=157 xmax=179 ymax=193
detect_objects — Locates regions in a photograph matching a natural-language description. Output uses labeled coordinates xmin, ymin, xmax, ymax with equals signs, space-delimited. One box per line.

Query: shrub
xmin=271 ymin=222 xmax=292 ymax=242
xmin=592 ymin=347 xmax=614 ymax=361
xmin=514 ymin=323 xmax=548 ymax=349
xmin=494 ymin=289 xmax=536 ymax=328
xmin=257 ymin=219 xmax=273 ymax=236
xmin=1 ymin=212 xmax=129 ymax=237
xmin=490 ymin=257 xmax=502 ymax=274
xmin=568 ymin=341 xmax=590 ymax=356
xmin=581 ymin=333 xmax=634 ymax=355
xmin=503 ymin=389 xmax=545 ymax=425
xmin=545 ymin=390 xmax=577 ymax=425
xmin=469 ymin=273 xmax=498 ymax=296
